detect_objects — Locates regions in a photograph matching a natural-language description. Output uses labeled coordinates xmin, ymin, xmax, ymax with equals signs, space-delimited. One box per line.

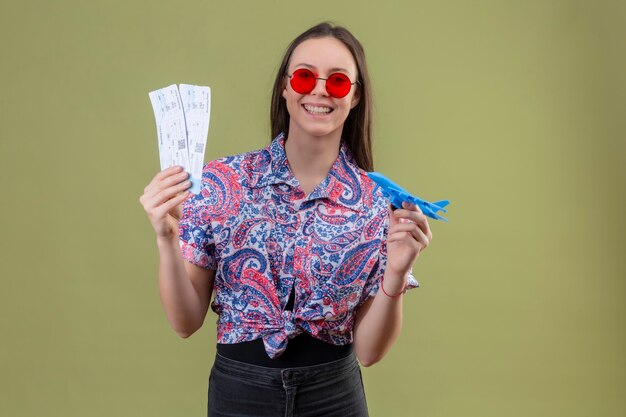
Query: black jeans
xmin=208 ymin=351 xmax=369 ymax=417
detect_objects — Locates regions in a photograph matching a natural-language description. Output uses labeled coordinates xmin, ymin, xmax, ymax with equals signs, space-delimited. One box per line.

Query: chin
xmin=304 ymin=127 xmax=343 ymax=140
xmin=293 ymin=119 xmax=343 ymax=139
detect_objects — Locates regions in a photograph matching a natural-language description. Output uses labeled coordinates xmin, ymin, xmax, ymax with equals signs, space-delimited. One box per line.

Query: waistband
xmin=213 ymin=350 xmax=360 ymax=388
xmin=217 ymin=333 xmax=353 ymax=368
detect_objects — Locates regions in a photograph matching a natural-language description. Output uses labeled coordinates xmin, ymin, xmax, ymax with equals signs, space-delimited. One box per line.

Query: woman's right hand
xmin=139 ymin=165 xmax=191 ymax=239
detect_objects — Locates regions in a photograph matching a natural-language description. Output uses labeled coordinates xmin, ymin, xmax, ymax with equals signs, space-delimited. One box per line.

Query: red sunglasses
xmin=287 ymin=68 xmax=358 ymax=98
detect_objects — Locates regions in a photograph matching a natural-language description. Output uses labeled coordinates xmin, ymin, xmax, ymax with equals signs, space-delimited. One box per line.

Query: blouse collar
xmin=247 ymin=133 xmax=364 ymax=212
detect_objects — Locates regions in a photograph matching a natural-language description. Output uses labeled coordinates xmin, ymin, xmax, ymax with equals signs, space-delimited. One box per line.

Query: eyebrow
xmin=292 ymin=63 xmax=351 ymax=73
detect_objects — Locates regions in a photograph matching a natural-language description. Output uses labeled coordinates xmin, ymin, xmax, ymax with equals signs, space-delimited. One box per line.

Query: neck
xmin=284 ymin=130 xmax=341 ymax=194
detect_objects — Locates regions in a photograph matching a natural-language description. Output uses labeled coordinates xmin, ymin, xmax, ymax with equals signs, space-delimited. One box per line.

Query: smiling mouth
xmin=303 ymin=104 xmax=333 ymax=115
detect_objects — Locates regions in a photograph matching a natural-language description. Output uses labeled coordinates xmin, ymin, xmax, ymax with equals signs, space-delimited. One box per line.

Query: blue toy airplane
xmin=367 ymin=172 xmax=450 ymax=222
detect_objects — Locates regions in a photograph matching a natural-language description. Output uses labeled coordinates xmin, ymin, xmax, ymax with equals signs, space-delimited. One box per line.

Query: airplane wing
xmin=367 ymin=171 xmax=450 ymax=222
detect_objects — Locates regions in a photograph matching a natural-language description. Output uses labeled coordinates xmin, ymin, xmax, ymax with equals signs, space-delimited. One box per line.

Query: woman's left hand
xmin=385 ymin=201 xmax=433 ymax=279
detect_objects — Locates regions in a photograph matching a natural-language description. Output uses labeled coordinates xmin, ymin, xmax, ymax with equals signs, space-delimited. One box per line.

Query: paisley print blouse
xmin=178 ymin=133 xmax=418 ymax=359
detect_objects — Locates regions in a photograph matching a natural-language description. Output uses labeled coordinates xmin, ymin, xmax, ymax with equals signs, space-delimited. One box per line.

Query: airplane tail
xmin=427 ymin=200 xmax=450 ymax=214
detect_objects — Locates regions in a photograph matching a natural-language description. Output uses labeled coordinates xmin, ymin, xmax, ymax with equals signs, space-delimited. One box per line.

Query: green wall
xmin=1 ymin=1 xmax=624 ymax=416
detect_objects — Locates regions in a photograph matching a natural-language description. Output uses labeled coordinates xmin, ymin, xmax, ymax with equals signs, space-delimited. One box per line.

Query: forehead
xmin=289 ymin=37 xmax=357 ymax=75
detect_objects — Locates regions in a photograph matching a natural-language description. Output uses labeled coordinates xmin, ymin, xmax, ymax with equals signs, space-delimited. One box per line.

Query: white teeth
xmin=304 ymin=104 xmax=332 ymax=114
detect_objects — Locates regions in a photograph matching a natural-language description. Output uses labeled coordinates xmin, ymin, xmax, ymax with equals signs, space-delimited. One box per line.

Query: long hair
xmin=270 ymin=22 xmax=374 ymax=172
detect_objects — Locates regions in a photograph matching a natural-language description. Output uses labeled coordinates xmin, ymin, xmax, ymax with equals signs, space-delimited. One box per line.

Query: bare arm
xmin=157 ymin=235 xmax=215 ymax=338
xmin=353 ymin=202 xmax=432 ymax=367
xmin=353 ymin=270 xmax=405 ymax=367
xmin=140 ymin=165 xmax=215 ymax=338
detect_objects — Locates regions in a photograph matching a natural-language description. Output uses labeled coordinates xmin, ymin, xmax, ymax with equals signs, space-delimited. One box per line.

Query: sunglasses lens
xmin=290 ymin=69 xmax=316 ymax=94
xmin=326 ymin=73 xmax=352 ymax=98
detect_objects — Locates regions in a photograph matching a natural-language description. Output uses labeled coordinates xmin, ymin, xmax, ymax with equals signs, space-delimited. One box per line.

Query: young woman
xmin=140 ymin=22 xmax=432 ymax=417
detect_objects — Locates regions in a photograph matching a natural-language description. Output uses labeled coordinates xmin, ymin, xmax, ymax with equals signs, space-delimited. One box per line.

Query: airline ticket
xmin=149 ymin=84 xmax=211 ymax=194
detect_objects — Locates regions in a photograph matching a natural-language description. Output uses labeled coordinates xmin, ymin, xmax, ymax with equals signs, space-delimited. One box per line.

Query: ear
xmin=350 ymin=85 xmax=361 ymax=109
xmin=281 ymin=76 xmax=288 ymax=99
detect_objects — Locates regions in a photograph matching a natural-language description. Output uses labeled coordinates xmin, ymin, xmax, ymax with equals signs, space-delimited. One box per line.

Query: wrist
xmin=156 ymin=233 xmax=179 ymax=248
xmin=380 ymin=271 xmax=408 ymax=297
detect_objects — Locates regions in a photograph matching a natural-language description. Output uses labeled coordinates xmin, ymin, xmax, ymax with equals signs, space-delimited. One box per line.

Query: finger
xmin=153 ymin=190 xmax=191 ymax=219
xmin=148 ymin=168 xmax=189 ymax=192
xmin=156 ymin=165 xmax=185 ymax=180
xmin=400 ymin=201 xmax=422 ymax=213
xmin=388 ymin=203 xmax=400 ymax=226
xmin=160 ymin=170 xmax=190 ymax=188
xmin=393 ymin=208 xmax=426 ymax=229
xmin=387 ymin=232 xmax=426 ymax=247
xmin=389 ymin=223 xmax=430 ymax=248
xmin=387 ymin=233 xmax=426 ymax=256
xmin=393 ymin=206 xmax=432 ymax=241
xmin=144 ymin=169 xmax=189 ymax=197
xmin=144 ymin=180 xmax=192 ymax=211
xmin=389 ymin=223 xmax=428 ymax=244
xmin=393 ymin=204 xmax=424 ymax=220
xmin=400 ymin=202 xmax=433 ymax=240
xmin=386 ymin=231 xmax=424 ymax=253
xmin=154 ymin=179 xmax=192 ymax=206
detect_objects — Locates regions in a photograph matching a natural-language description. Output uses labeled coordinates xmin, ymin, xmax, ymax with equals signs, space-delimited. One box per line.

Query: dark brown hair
xmin=270 ymin=22 xmax=374 ymax=171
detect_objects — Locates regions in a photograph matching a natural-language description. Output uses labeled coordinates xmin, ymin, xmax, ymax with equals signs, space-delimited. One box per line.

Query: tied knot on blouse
xmin=178 ymin=133 xmax=419 ymax=359
xmin=263 ymin=309 xmax=302 ymax=357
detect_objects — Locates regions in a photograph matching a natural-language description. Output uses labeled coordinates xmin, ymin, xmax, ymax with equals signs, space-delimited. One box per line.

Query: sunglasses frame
xmin=287 ymin=68 xmax=359 ymax=98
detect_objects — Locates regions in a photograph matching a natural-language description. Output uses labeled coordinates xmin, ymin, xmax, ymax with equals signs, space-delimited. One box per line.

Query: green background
xmin=1 ymin=1 xmax=624 ymax=416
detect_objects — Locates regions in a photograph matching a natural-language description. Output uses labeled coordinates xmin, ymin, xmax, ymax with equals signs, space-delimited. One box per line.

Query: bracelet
xmin=380 ymin=275 xmax=407 ymax=298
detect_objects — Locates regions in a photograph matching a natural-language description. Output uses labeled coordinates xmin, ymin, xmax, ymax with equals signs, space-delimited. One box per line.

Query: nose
xmin=310 ymin=77 xmax=328 ymax=96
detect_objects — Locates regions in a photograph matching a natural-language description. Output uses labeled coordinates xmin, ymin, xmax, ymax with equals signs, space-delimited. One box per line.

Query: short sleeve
xmin=178 ymin=190 xmax=217 ymax=270
xmin=357 ymin=216 xmax=419 ymax=306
